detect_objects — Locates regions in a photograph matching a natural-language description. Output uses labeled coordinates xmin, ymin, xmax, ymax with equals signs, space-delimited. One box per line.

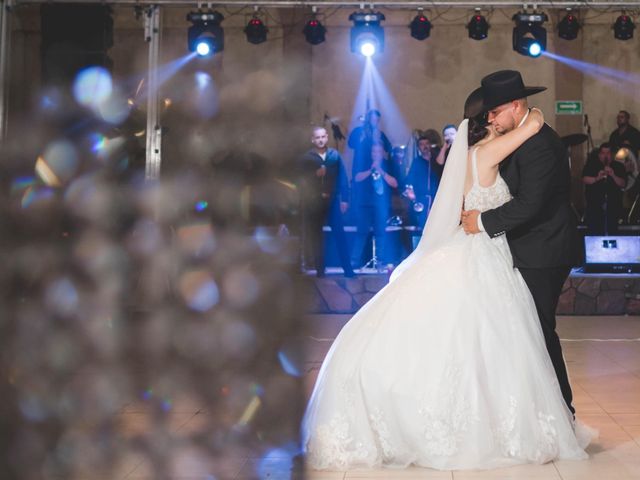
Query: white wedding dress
xmin=302 ymin=134 xmax=592 ymax=470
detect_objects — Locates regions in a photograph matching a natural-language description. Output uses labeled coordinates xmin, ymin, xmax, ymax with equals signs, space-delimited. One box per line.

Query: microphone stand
xmin=604 ymin=187 xmax=609 ymax=236
xmin=584 ymin=114 xmax=594 ymax=151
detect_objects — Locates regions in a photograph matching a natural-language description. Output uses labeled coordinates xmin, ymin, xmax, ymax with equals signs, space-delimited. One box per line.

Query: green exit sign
xmin=555 ymin=101 xmax=583 ymax=115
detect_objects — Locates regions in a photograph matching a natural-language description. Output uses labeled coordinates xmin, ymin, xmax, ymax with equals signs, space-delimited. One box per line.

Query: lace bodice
xmin=463 ymin=148 xmax=512 ymax=213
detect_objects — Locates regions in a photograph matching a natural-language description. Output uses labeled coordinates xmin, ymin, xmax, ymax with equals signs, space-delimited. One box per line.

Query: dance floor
xmin=303 ymin=314 xmax=640 ymax=480
xmin=107 ymin=314 xmax=640 ymax=479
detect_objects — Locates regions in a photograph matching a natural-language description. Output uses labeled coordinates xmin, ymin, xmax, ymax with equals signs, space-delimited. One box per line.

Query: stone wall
xmin=558 ymin=275 xmax=640 ymax=316
xmin=309 ymin=273 xmax=640 ymax=315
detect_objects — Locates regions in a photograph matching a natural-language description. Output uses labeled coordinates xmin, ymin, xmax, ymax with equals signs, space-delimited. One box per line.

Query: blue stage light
xmin=512 ymin=11 xmax=547 ymax=57
xmin=360 ymin=41 xmax=376 ymax=57
xmin=187 ymin=10 xmax=224 ymax=56
xmin=528 ymin=41 xmax=542 ymax=57
xmin=349 ymin=11 xmax=385 ymax=56
xmin=195 ymin=41 xmax=211 ymax=56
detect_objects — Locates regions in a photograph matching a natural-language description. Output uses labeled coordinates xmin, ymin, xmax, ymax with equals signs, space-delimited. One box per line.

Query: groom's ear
xmin=515 ymin=99 xmax=528 ymax=111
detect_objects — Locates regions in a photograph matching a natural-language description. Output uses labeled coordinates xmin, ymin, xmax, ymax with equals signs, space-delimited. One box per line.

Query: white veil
xmin=390 ymin=118 xmax=469 ymax=282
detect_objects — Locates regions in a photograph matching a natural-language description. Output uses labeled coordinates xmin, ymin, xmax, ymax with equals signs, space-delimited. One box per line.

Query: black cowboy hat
xmin=481 ymin=70 xmax=546 ymax=111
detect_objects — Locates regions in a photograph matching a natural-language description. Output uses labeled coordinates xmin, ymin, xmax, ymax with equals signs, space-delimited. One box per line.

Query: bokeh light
xmin=277 ymin=344 xmax=303 ymax=378
xmin=21 ymin=185 xmax=55 ymax=208
xmin=178 ymin=270 xmax=220 ymax=312
xmin=96 ymin=88 xmax=131 ymax=124
xmin=44 ymin=277 xmax=80 ymax=317
xmin=11 ymin=176 xmax=37 ymax=194
xmin=72 ymin=66 xmax=113 ymax=109
xmin=36 ymin=140 xmax=79 ymax=187
xmin=1 ymin=21 xmax=306 ymax=478
xmin=223 ymin=268 xmax=260 ymax=308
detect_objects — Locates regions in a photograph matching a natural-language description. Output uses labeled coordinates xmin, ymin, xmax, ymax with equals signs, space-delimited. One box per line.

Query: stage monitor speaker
xmin=583 ymin=235 xmax=640 ymax=273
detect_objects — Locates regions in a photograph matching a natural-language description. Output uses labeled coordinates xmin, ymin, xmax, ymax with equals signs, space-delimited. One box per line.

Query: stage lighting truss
xmin=410 ymin=11 xmax=432 ymax=40
xmin=303 ymin=17 xmax=327 ymax=45
xmin=512 ymin=11 xmax=548 ymax=57
xmin=613 ymin=13 xmax=635 ymax=40
xmin=187 ymin=10 xmax=224 ymax=57
xmin=245 ymin=15 xmax=268 ymax=44
xmin=349 ymin=11 xmax=385 ymax=56
xmin=467 ymin=10 xmax=489 ymax=40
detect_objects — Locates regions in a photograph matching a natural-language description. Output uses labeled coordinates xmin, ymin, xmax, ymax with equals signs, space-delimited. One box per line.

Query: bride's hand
xmin=526 ymin=108 xmax=544 ymax=131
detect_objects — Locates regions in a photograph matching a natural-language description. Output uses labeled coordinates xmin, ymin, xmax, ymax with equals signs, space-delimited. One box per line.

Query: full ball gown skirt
xmin=302 ymin=158 xmax=591 ymax=471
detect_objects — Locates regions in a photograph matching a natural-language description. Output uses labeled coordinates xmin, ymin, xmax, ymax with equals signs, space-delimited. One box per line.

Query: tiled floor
xmin=108 ymin=315 xmax=640 ymax=479
xmin=302 ymin=315 xmax=640 ymax=480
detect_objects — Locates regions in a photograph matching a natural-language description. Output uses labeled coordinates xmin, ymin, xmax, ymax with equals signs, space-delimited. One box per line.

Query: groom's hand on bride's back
xmin=461 ymin=209 xmax=481 ymax=234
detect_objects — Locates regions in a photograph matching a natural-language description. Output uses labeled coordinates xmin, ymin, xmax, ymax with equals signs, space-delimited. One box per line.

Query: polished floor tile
xmin=304 ymin=315 xmax=640 ymax=480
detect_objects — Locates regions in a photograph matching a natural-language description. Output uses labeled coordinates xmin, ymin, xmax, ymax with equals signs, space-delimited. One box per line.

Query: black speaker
xmin=41 ymin=5 xmax=114 ymax=83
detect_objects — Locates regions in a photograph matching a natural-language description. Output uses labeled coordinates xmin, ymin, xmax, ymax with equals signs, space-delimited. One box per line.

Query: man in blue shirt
xmin=351 ymin=142 xmax=398 ymax=268
xmin=405 ymin=135 xmax=443 ymax=229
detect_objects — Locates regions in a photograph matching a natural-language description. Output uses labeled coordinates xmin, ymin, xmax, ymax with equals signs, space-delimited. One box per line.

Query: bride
xmin=302 ymin=90 xmax=592 ymax=471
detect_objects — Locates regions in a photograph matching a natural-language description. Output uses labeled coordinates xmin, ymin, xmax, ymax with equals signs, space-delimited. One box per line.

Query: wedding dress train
xmin=302 ymin=147 xmax=592 ymax=470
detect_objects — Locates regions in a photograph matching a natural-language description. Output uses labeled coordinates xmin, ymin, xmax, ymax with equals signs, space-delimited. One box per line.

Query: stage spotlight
xmin=360 ymin=41 xmax=376 ymax=57
xmin=558 ymin=10 xmax=580 ymax=40
xmin=613 ymin=14 xmax=635 ymax=40
xmin=527 ymin=41 xmax=542 ymax=57
xmin=467 ymin=12 xmax=489 ymax=40
xmin=512 ymin=12 xmax=548 ymax=57
xmin=196 ymin=42 xmax=210 ymax=56
xmin=303 ymin=18 xmax=326 ymax=45
xmin=187 ymin=10 xmax=224 ymax=57
xmin=349 ymin=11 xmax=385 ymax=56
xmin=245 ymin=16 xmax=268 ymax=44
xmin=409 ymin=13 xmax=432 ymax=41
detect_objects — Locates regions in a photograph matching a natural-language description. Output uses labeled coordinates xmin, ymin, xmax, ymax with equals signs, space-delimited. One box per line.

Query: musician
xmin=609 ymin=110 xmax=640 ymax=157
xmin=351 ymin=142 xmax=398 ymax=269
xmin=348 ymin=109 xmax=392 ymax=178
xmin=582 ymin=142 xmax=627 ymax=234
xmin=404 ymin=134 xmax=443 ymax=229
xmin=390 ymin=146 xmax=409 ymax=219
xmin=435 ymin=123 xmax=457 ymax=167
xmin=618 ymin=143 xmax=640 ymax=221
xmin=299 ymin=127 xmax=355 ymax=277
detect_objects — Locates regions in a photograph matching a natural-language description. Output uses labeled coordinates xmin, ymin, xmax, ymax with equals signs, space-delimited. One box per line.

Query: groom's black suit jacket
xmin=481 ymin=123 xmax=578 ymax=269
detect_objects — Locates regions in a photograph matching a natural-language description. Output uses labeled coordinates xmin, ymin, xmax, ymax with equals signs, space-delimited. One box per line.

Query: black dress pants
xmin=306 ymin=199 xmax=353 ymax=276
xmin=518 ymin=266 xmax=575 ymax=415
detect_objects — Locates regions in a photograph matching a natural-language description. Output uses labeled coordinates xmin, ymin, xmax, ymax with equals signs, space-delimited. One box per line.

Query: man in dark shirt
xmin=609 ymin=110 xmax=640 ymax=157
xmin=299 ymin=127 xmax=355 ymax=277
xmin=351 ymin=142 xmax=398 ymax=268
xmin=582 ymin=142 xmax=627 ymax=234
xmin=404 ymin=135 xmax=443 ymax=229
xmin=348 ymin=109 xmax=392 ymax=177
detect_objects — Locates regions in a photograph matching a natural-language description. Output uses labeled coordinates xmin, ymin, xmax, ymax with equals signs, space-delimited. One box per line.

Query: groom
xmin=462 ymin=70 xmax=578 ymax=415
